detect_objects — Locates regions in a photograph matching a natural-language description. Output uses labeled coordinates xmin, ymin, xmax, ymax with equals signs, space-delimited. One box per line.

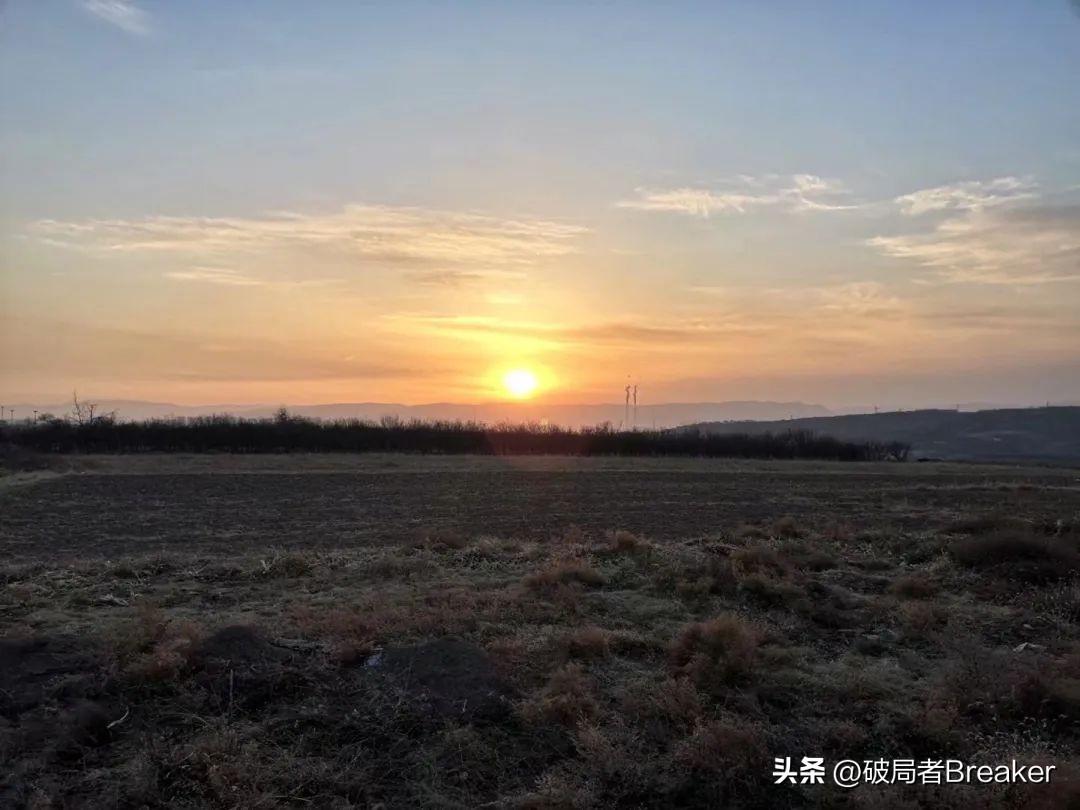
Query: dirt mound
xmin=191 ymin=625 xmax=297 ymax=715
xmin=193 ymin=625 xmax=285 ymax=668
xmin=372 ymin=637 xmax=516 ymax=722
xmin=0 ymin=635 xmax=102 ymax=718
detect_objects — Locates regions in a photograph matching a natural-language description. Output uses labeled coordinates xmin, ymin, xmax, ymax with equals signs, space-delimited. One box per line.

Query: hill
xmin=680 ymin=406 xmax=1080 ymax=461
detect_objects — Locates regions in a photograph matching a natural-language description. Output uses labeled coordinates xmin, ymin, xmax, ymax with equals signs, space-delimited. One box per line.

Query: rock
xmin=1013 ymin=642 xmax=1047 ymax=653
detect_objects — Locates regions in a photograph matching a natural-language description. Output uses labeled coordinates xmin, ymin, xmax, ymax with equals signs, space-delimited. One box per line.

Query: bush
xmin=525 ymin=560 xmax=606 ymax=592
xmin=608 ymin=530 xmax=650 ymax=554
xmin=2 ymin=415 xmax=909 ymax=461
xmin=889 ymin=573 xmax=939 ymax=599
xmin=521 ymin=663 xmax=598 ymax=726
xmin=669 ymin=614 xmax=760 ymax=688
xmin=950 ymin=530 xmax=1080 ymax=583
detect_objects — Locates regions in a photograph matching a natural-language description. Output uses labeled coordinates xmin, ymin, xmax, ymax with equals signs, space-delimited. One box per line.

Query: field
xmin=2 ymin=454 xmax=1080 ymax=808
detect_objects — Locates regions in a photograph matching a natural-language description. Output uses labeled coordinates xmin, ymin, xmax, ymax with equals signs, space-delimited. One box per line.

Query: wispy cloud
xmin=393 ymin=314 xmax=764 ymax=348
xmin=617 ymin=174 xmax=860 ymax=217
xmin=869 ymin=200 xmax=1080 ymax=285
xmin=164 ymin=266 xmax=341 ymax=290
xmin=894 ymin=176 xmax=1037 ymax=216
xmin=405 ymin=269 xmax=526 ymax=287
xmin=81 ymin=0 xmax=150 ymax=35
xmin=1 ymin=316 xmax=420 ymax=383
xmin=31 ymin=204 xmax=587 ymax=272
xmin=814 ymin=281 xmax=907 ymax=317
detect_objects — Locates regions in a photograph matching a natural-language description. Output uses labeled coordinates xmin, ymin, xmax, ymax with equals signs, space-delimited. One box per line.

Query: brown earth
xmin=1 ymin=454 xmax=1079 ymax=808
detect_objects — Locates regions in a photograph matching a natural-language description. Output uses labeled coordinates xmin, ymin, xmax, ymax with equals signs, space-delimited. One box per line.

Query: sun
xmin=502 ymin=368 xmax=538 ymax=399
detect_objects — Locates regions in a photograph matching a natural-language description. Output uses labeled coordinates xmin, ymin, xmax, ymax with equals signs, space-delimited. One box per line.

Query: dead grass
xmin=127 ymin=619 xmax=205 ymax=681
xmin=520 ymin=663 xmax=599 ymax=727
xmin=890 ymin=572 xmax=940 ymax=599
xmin=731 ymin=545 xmax=792 ymax=580
xmin=771 ymin=515 xmax=803 ymax=539
xmin=669 ymin=613 xmax=761 ymax=688
xmin=950 ymin=529 xmax=1080 ymax=582
xmin=524 ymin=558 xmax=605 ymax=591
xmin=561 ymin=625 xmax=611 ymax=660
xmin=5 ymin=459 xmax=1080 ymax=807
xmin=607 ymin=529 xmax=651 ymax=554
xmin=674 ymin=717 xmax=767 ymax=775
xmin=259 ymin=550 xmax=314 ymax=577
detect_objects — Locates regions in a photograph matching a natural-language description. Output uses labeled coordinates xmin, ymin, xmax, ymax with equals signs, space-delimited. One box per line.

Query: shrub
xmin=889 ymin=573 xmax=939 ymax=599
xmin=525 ymin=559 xmax=605 ymax=591
xmin=562 ymin=626 xmax=611 ymax=660
xmin=731 ymin=546 xmax=791 ymax=580
xmin=521 ymin=663 xmax=598 ymax=727
xmin=4 ymin=415 xmax=909 ymax=460
xmin=950 ymin=530 xmax=1080 ymax=583
xmin=674 ymin=718 xmax=767 ymax=775
xmin=738 ymin=574 xmax=809 ymax=611
xmin=771 ymin=516 xmax=802 ymax=539
xmin=899 ymin=602 xmax=947 ymax=635
xmin=260 ymin=551 xmax=314 ymax=577
xmin=413 ymin=528 xmax=469 ymax=551
xmin=127 ymin=620 xmax=205 ymax=681
xmin=670 ymin=614 xmax=760 ymax=687
xmin=608 ymin=530 xmax=650 ymax=555
xmin=943 ymin=513 xmax=1027 ymax=535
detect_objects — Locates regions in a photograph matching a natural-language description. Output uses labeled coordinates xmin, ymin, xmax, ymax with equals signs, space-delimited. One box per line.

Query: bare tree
xmin=71 ymin=391 xmax=115 ymax=425
xmin=72 ymin=390 xmax=97 ymax=425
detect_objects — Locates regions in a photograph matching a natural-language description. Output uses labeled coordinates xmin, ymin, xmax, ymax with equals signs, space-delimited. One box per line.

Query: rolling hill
xmin=680 ymin=406 xmax=1080 ymax=461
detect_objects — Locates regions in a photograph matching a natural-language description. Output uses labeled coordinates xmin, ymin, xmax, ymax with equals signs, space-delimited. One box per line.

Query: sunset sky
xmin=2 ymin=1 xmax=1080 ymax=409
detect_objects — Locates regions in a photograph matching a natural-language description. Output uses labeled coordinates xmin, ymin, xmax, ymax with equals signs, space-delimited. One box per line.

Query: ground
xmin=1 ymin=454 xmax=1079 ymax=808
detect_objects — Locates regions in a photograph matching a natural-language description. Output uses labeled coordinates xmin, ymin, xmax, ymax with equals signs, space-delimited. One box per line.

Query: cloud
xmin=894 ymin=176 xmax=1037 ymax=216
xmin=813 ymin=282 xmax=907 ymax=317
xmin=164 ymin=266 xmax=341 ymax=290
xmin=396 ymin=315 xmax=769 ymax=349
xmin=617 ymin=174 xmax=860 ymax=217
xmin=869 ymin=201 xmax=1080 ymax=285
xmin=31 ymin=204 xmax=587 ymax=272
xmin=0 ymin=316 xmax=419 ymax=383
xmin=405 ymin=269 xmax=526 ymax=287
xmin=165 ymin=267 xmax=262 ymax=287
xmin=81 ymin=0 xmax=150 ymax=35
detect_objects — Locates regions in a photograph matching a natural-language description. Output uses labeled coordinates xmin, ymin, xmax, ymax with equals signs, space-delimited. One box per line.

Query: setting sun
xmin=502 ymin=369 xmax=538 ymax=399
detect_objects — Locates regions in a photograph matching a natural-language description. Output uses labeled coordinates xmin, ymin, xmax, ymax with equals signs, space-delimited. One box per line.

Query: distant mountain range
xmin=681 ymin=407 xmax=1080 ymax=461
xmin=6 ymin=399 xmax=832 ymax=430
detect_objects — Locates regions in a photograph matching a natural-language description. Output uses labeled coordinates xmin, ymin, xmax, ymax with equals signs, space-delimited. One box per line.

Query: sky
xmin=2 ymin=0 xmax=1080 ymax=410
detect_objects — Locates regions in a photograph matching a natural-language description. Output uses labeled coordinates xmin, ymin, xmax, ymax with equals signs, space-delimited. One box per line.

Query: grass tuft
xmin=670 ymin=613 xmax=760 ymax=688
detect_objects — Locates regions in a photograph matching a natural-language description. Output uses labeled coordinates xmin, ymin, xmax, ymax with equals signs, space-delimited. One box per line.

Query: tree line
xmin=1 ymin=410 xmax=910 ymax=461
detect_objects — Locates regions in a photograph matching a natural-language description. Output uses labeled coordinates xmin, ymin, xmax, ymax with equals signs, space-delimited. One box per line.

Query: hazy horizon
xmin=3 ymin=2 xmax=1080 ymax=407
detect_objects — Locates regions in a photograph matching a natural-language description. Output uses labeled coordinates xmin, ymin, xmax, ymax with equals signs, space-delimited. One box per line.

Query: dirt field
xmin=2 ymin=455 xmax=1079 ymax=808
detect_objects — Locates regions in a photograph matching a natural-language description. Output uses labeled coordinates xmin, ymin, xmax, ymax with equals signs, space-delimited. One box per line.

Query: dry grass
xmin=561 ymin=625 xmax=612 ymax=660
xmin=889 ymin=572 xmax=939 ymax=599
xmin=3 ymin=458 xmax=1080 ymax=807
xmin=607 ymin=529 xmax=651 ymax=554
xmin=520 ymin=663 xmax=599 ymax=727
xmin=950 ymin=529 xmax=1080 ymax=582
xmin=524 ymin=558 xmax=605 ymax=591
xmin=669 ymin=613 xmax=761 ymax=687
xmin=674 ymin=717 xmax=767 ymax=775
xmin=731 ymin=544 xmax=793 ymax=581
